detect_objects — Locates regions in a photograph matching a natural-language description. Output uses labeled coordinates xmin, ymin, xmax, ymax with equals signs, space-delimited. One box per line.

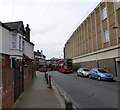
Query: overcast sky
xmin=0 ymin=0 xmax=102 ymax=59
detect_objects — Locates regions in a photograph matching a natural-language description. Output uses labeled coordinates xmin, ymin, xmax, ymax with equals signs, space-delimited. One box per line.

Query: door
xmin=14 ymin=60 xmax=23 ymax=102
xmin=116 ymin=61 xmax=120 ymax=77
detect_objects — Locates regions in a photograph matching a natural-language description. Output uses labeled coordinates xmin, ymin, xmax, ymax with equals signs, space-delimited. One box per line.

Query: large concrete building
xmin=64 ymin=1 xmax=120 ymax=77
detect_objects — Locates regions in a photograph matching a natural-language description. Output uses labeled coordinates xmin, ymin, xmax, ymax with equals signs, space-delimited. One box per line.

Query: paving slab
xmin=13 ymin=71 xmax=64 ymax=109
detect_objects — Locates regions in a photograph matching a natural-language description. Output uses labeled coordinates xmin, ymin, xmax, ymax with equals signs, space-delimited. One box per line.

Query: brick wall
xmin=0 ymin=54 xmax=10 ymax=68
xmin=2 ymin=68 xmax=14 ymax=109
xmin=26 ymin=60 xmax=34 ymax=66
xmin=23 ymin=66 xmax=35 ymax=89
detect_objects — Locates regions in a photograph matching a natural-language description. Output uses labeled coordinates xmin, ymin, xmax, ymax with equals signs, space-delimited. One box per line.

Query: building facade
xmin=34 ymin=50 xmax=46 ymax=70
xmin=64 ymin=1 xmax=120 ymax=77
xmin=0 ymin=21 xmax=34 ymax=68
xmin=0 ymin=21 xmax=35 ymax=109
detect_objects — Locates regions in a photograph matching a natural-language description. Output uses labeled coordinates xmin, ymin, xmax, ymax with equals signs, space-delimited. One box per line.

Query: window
xmin=12 ymin=35 xmax=16 ymax=48
xmin=19 ymin=36 xmax=22 ymax=49
xmin=103 ymin=30 xmax=110 ymax=43
xmin=116 ymin=0 xmax=120 ymax=9
xmin=98 ymin=68 xmax=108 ymax=73
xmin=11 ymin=58 xmax=15 ymax=68
xmin=102 ymin=7 xmax=107 ymax=20
xmin=22 ymin=41 xmax=25 ymax=51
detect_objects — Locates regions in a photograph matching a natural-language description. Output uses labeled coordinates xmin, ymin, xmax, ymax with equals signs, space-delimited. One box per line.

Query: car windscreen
xmin=64 ymin=65 xmax=72 ymax=69
xmin=98 ymin=69 xmax=108 ymax=73
xmin=83 ymin=69 xmax=90 ymax=71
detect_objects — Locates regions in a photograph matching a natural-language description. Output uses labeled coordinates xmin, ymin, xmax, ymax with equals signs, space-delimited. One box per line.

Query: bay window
xmin=12 ymin=35 xmax=16 ymax=48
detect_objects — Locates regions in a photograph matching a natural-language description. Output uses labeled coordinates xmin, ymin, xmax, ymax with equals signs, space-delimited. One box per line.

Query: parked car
xmin=77 ymin=68 xmax=90 ymax=77
xmin=89 ymin=68 xmax=114 ymax=81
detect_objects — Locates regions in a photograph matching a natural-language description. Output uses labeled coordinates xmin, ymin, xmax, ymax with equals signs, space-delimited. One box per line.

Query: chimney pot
xmin=25 ymin=24 xmax=30 ymax=41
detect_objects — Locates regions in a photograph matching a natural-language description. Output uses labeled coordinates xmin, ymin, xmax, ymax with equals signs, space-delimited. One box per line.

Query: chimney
xmin=25 ymin=24 xmax=30 ymax=41
xmin=37 ymin=50 xmax=40 ymax=53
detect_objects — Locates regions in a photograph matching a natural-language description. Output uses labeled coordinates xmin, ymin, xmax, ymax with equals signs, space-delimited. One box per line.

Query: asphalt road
xmin=48 ymin=71 xmax=119 ymax=108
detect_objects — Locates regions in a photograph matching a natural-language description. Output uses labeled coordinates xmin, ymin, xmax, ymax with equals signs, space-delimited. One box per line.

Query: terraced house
xmin=0 ymin=21 xmax=35 ymax=109
xmin=64 ymin=1 xmax=120 ymax=78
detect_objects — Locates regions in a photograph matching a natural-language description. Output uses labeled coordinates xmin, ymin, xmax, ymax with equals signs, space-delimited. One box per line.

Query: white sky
xmin=0 ymin=0 xmax=102 ymax=59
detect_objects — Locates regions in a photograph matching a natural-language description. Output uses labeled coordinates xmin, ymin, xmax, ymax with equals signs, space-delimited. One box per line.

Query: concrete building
xmin=64 ymin=1 xmax=120 ymax=78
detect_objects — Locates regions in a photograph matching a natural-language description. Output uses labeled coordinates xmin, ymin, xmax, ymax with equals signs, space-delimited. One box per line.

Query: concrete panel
xmin=73 ymin=48 xmax=119 ymax=63
xmin=73 ymin=58 xmax=116 ymax=76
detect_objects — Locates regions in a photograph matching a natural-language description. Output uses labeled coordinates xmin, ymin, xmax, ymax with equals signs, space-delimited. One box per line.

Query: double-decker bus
xmin=39 ymin=58 xmax=47 ymax=72
xmin=46 ymin=59 xmax=60 ymax=71
xmin=57 ymin=58 xmax=73 ymax=73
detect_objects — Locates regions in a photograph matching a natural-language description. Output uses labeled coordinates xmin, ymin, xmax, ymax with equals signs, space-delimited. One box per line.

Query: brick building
xmin=34 ymin=50 xmax=46 ymax=70
xmin=64 ymin=1 xmax=120 ymax=78
xmin=0 ymin=21 xmax=35 ymax=109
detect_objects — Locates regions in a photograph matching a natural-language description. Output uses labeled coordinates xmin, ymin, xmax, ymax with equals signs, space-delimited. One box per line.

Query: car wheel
xmin=81 ymin=73 xmax=84 ymax=77
xmin=89 ymin=75 xmax=92 ymax=79
xmin=98 ymin=76 xmax=101 ymax=81
xmin=80 ymin=73 xmax=83 ymax=77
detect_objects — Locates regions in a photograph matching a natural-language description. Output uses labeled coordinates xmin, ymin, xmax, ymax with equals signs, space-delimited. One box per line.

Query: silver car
xmin=77 ymin=68 xmax=90 ymax=77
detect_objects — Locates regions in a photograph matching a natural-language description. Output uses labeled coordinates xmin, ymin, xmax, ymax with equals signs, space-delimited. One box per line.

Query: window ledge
xmin=103 ymin=41 xmax=109 ymax=44
xmin=102 ymin=17 xmax=107 ymax=22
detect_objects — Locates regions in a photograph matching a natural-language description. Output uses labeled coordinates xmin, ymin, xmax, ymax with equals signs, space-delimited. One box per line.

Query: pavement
xmin=12 ymin=71 xmax=65 ymax=109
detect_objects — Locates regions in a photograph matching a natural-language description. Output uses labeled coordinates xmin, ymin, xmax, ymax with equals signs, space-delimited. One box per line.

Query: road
xmin=48 ymin=71 xmax=119 ymax=108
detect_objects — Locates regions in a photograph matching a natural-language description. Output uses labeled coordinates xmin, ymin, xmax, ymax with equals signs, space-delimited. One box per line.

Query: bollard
xmin=46 ymin=73 xmax=48 ymax=84
xmin=65 ymin=101 xmax=73 ymax=110
xmin=49 ymin=75 xmax=52 ymax=88
xmin=44 ymin=72 xmax=46 ymax=79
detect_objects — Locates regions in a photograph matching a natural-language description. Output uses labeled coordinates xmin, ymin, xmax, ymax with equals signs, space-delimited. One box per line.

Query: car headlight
xmin=101 ymin=74 xmax=106 ymax=77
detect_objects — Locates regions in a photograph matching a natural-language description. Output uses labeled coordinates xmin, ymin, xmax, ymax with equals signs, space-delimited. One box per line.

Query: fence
xmin=23 ymin=66 xmax=35 ymax=89
xmin=1 ymin=65 xmax=36 ymax=109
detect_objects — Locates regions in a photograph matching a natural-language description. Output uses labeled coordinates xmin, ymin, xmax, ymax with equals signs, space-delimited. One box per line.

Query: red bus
xmin=39 ymin=58 xmax=47 ymax=72
xmin=57 ymin=58 xmax=73 ymax=73
xmin=46 ymin=59 xmax=60 ymax=71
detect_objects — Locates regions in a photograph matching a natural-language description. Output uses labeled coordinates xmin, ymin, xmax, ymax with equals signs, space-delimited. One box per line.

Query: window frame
xmin=103 ymin=29 xmax=110 ymax=43
xmin=12 ymin=34 xmax=17 ymax=49
xmin=101 ymin=7 xmax=107 ymax=20
xmin=19 ymin=36 xmax=22 ymax=50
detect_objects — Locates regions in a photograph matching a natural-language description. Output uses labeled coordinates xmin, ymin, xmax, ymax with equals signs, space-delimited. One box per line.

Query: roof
xmin=4 ymin=21 xmax=24 ymax=31
xmin=34 ymin=51 xmax=46 ymax=58
xmin=0 ymin=21 xmax=11 ymax=31
xmin=34 ymin=51 xmax=41 ymax=56
xmin=23 ymin=37 xmax=34 ymax=46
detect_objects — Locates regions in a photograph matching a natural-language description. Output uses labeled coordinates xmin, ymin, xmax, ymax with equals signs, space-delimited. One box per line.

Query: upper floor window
xmin=12 ymin=35 xmax=16 ymax=48
xmin=102 ymin=7 xmax=107 ymax=20
xmin=103 ymin=30 xmax=110 ymax=43
xmin=116 ymin=0 xmax=120 ymax=10
xmin=22 ymin=40 xmax=25 ymax=51
xmin=19 ymin=36 xmax=22 ymax=50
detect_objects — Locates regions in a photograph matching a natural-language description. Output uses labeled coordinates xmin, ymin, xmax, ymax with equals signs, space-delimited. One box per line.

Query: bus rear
xmin=58 ymin=58 xmax=73 ymax=73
